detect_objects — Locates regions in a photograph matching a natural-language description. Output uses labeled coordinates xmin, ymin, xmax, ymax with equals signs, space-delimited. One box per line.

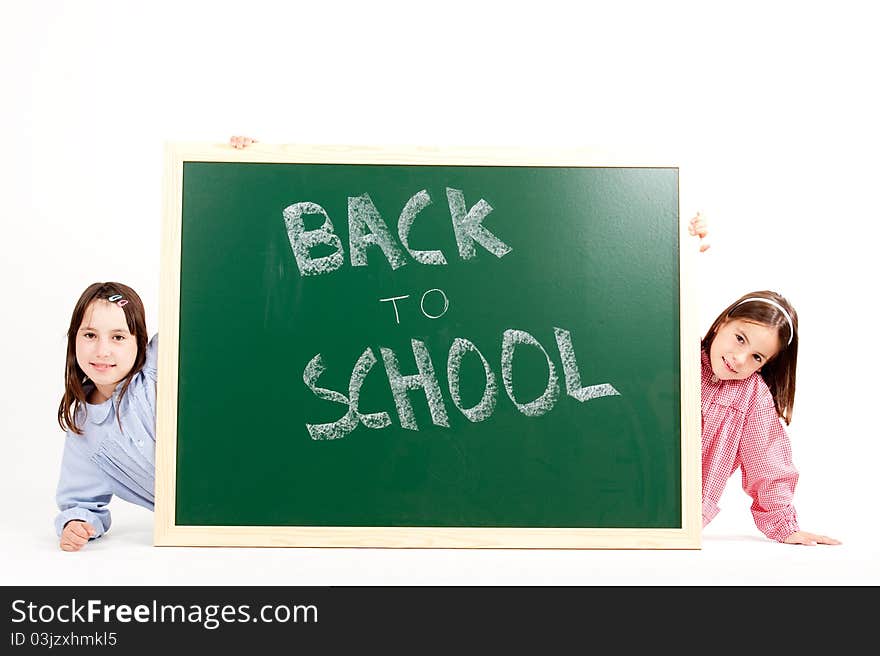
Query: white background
xmin=1 ymin=0 xmax=877 ymax=585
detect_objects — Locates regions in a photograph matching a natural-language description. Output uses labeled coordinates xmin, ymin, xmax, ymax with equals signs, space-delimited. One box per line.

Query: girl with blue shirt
xmin=55 ymin=136 xmax=253 ymax=552
xmin=55 ymin=281 xmax=157 ymax=551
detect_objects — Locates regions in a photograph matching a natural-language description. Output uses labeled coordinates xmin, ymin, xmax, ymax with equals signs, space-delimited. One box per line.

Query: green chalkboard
xmin=156 ymin=144 xmax=701 ymax=549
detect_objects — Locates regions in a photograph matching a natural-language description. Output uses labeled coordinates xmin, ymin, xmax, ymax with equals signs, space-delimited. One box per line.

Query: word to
xmin=303 ymin=327 xmax=620 ymax=439
xmin=283 ymin=188 xmax=512 ymax=276
xmin=380 ymin=289 xmax=449 ymax=323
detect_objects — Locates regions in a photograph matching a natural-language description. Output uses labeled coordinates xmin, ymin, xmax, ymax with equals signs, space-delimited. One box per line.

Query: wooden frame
xmin=155 ymin=142 xmax=701 ymax=549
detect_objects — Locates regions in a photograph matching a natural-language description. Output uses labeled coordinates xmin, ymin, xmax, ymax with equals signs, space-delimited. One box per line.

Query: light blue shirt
xmin=54 ymin=334 xmax=159 ymax=539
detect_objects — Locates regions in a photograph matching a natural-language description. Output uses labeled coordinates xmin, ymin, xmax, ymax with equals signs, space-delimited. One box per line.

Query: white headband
xmin=733 ymin=297 xmax=794 ymax=345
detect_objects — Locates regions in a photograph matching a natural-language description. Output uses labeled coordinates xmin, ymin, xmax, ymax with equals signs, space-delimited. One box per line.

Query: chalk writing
xmin=303 ymin=349 xmax=391 ymax=440
xmin=420 ymin=288 xmax=449 ymax=319
xmin=378 ymin=295 xmax=409 ymax=324
xmin=447 ymin=337 xmax=498 ymax=423
xmin=501 ymin=329 xmax=560 ymax=417
xmin=282 ymin=202 xmax=344 ymax=276
xmin=381 ymin=340 xmax=450 ymax=431
xmin=348 ymin=193 xmax=408 ymax=270
xmin=378 ymin=289 xmax=450 ymax=324
xmin=283 ymin=188 xmax=512 ymax=276
xmin=289 ymin=187 xmax=619 ymax=441
xmin=304 ymin=328 xmax=620 ymax=439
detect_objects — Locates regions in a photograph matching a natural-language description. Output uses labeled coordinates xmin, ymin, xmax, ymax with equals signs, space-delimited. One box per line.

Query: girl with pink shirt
xmin=688 ymin=215 xmax=839 ymax=545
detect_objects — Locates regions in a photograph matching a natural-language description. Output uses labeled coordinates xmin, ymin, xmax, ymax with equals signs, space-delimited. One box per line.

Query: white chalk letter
xmin=420 ymin=288 xmax=449 ymax=319
xmin=283 ymin=202 xmax=345 ymax=277
xmin=447 ymin=337 xmax=497 ymax=423
xmin=303 ymin=350 xmax=391 ymax=440
xmin=348 ymin=193 xmax=408 ymax=270
xmin=501 ymin=329 xmax=560 ymax=417
xmin=380 ymin=340 xmax=449 ymax=431
xmin=446 ymin=188 xmax=512 ymax=260
xmin=554 ymin=327 xmax=620 ymax=401
xmin=398 ymin=189 xmax=447 ymax=265
xmin=378 ymin=295 xmax=410 ymax=324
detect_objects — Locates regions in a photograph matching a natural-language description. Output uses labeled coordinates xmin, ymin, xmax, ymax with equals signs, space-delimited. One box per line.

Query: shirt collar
xmin=701 ymin=347 xmax=721 ymax=384
xmin=83 ymin=383 xmax=115 ymax=425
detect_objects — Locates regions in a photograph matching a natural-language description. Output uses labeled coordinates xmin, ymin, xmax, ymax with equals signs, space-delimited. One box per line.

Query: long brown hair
xmin=58 ymin=282 xmax=148 ymax=435
xmin=701 ymin=290 xmax=798 ymax=425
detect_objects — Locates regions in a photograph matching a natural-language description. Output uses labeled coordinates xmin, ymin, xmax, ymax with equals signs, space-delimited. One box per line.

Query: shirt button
xmin=711 ymin=374 xmax=719 ymax=383
xmin=138 ymin=440 xmax=144 ymax=447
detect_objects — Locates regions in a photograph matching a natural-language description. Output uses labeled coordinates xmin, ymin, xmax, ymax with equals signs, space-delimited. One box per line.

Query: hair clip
xmin=108 ymin=294 xmax=129 ymax=308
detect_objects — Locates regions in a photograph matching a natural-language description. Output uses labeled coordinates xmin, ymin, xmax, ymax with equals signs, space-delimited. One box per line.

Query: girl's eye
xmin=753 ymin=354 xmax=762 ymax=363
xmin=736 ymin=334 xmax=744 ymax=343
xmin=83 ymin=332 xmax=95 ymax=339
xmin=112 ymin=335 xmax=126 ymax=341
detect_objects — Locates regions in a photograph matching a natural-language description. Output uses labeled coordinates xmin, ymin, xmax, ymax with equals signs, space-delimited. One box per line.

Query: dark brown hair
xmin=58 ymin=282 xmax=148 ymax=435
xmin=701 ymin=290 xmax=798 ymax=425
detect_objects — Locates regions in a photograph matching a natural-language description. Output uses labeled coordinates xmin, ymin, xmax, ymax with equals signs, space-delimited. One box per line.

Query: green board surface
xmin=175 ymin=162 xmax=681 ymax=528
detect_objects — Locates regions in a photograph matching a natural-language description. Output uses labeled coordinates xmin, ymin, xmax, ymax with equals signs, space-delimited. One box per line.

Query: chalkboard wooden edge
xmin=153 ymin=526 xmax=700 ymax=549
xmin=155 ymin=142 xmax=184 ymax=549
xmin=679 ymin=169 xmax=703 ymax=550
xmin=161 ymin=140 xmax=689 ymax=167
xmin=153 ymin=143 xmax=703 ymax=550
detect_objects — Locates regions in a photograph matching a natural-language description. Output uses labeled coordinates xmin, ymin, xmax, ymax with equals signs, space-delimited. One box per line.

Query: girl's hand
xmin=687 ymin=212 xmax=710 ymax=252
xmin=783 ymin=530 xmax=841 ymax=546
xmin=60 ymin=520 xmax=95 ymax=552
xmin=229 ymin=135 xmax=258 ymax=149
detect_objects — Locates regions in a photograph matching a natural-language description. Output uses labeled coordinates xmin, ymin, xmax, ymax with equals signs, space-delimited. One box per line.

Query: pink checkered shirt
xmin=700 ymin=348 xmax=800 ymax=542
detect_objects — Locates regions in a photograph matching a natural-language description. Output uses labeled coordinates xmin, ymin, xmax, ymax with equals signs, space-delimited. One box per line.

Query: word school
xmin=303 ymin=327 xmax=620 ymax=440
xmin=283 ymin=188 xmax=512 ymax=276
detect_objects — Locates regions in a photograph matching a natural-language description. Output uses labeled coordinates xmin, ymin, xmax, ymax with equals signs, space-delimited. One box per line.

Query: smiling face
xmin=75 ymin=300 xmax=138 ymax=403
xmin=709 ymin=318 xmax=781 ymax=381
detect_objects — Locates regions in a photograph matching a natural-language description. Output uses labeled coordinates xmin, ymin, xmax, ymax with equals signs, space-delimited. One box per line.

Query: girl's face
xmin=75 ymin=300 xmax=138 ymax=401
xmin=709 ymin=318 xmax=781 ymax=381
